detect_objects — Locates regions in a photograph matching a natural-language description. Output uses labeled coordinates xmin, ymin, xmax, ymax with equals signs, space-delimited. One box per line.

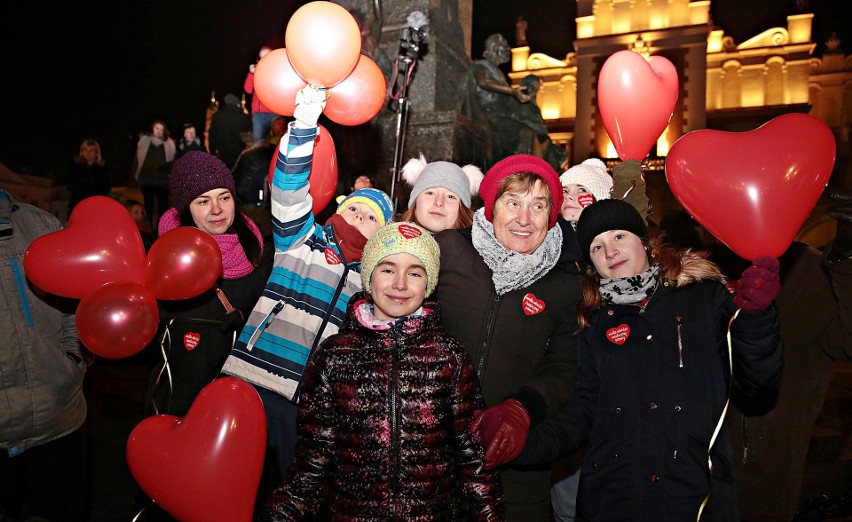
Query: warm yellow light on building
xmin=787 ymin=14 xmax=813 ymax=44
xmin=657 ymin=130 xmax=671 ymax=157
xmin=577 ymin=16 xmax=595 ymax=39
xmin=511 ymin=46 xmax=530 ymax=73
xmin=541 ymin=103 xmax=561 ymax=120
xmin=606 ymin=141 xmax=618 ymax=158
xmin=707 ymin=30 xmax=724 ymax=53
xmin=689 ymin=1 xmax=711 ymax=25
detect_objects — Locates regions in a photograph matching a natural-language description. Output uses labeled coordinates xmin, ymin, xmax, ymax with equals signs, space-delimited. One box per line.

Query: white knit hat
xmin=559 ymin=158 xmax=613 ymax=202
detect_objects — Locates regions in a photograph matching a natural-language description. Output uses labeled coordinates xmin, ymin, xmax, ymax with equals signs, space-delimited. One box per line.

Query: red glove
xmin=470 ymin=399 xmax=531 ymax=470
xmin=733 ymin=256 xmax=780 ymax=313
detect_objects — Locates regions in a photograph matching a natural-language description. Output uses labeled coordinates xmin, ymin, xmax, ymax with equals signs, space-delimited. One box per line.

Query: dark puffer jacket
xmin=260 ymin=293 xmax=504 ymax=521
xmin=518 ymin=254 xmax=783 ymax=521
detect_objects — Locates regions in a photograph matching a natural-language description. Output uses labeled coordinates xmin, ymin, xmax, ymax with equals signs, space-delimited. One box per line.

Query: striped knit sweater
xmin=221 ymin=124 xmax=362 ymax=401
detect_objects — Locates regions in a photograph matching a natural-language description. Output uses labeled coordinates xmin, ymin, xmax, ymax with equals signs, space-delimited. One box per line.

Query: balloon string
xmin=696 ymin=307 xmax=740 ymax=521
xmin=151 ymin=318 xmax=175 ymax=415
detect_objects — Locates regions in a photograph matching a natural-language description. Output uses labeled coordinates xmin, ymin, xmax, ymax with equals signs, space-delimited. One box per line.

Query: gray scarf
xmin=471 ymin=208 xmax=563 ymax=295
xmin=600 ymin=264 xmax=660 ymax=305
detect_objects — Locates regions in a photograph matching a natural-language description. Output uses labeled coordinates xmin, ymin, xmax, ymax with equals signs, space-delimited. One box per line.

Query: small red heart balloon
xmin=666 ymin=113 xmax=835 ymax=260
xmin=268 ymin=124 xmax=338 ymax=215
xmin=76 ymin=281 xmax=159 ymax=359
xmin=126 ymin=377 xmax=267 ymax=522
xmin=598 ymin=50 xmax=679 ymax=162
xmin=24 ymin=196 xmax=146 ymax=298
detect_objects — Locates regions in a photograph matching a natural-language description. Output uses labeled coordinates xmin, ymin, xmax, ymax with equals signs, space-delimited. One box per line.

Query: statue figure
xmin=515 ymin=16 xmax=528 ymax=46
xmin=512 ymin=75 xmax=568 ymax=171
xmin=462 ymin=33 xmax=542 ymax=169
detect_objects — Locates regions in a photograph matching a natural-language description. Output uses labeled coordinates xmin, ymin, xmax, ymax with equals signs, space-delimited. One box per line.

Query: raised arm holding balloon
xmin=221 ymin=83 xmax=395 ymax=489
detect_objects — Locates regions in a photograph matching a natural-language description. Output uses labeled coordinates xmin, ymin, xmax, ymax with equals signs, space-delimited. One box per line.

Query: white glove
xmin=293 ymin=85 xmax=327 ymax=129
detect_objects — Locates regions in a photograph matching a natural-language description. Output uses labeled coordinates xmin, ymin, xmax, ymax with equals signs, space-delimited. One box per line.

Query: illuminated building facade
xmin=508 ymin=0 xmax=851 ymax=170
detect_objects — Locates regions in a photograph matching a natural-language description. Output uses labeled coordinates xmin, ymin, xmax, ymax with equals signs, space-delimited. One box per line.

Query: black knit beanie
xmin=169 ymin=151 xmax=236 ymax=215
xmin=576 ymin=199 xmax=649 ymax=263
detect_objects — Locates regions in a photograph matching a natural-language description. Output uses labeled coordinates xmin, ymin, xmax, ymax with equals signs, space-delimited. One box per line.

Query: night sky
xmin=1 ymin=0 xmax=849 ymax=181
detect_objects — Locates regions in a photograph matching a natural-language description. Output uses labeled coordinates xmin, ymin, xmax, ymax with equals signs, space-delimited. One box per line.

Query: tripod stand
xmin=388 ymin=15 xmax=427 ymax=213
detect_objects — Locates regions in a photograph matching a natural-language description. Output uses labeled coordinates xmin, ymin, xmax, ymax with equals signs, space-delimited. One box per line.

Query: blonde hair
xmin=75 ymin=139 xmax=105 ymax=166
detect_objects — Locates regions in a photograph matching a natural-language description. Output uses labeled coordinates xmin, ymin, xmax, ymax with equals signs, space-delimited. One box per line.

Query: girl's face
xmin=589 ymin=230 xmax=650 ymax=279
xmin=188 ymin=188 xmax=235 ymax=235
xmin=369 ymin=253 xmax=428 ymax=321
xmin=183 ymin=126 xmax=196 ymax=141
xmin=413 ymin=187 xmax=462 ymax=234
xmin=560 ymin=183 xmax=595 ymax=222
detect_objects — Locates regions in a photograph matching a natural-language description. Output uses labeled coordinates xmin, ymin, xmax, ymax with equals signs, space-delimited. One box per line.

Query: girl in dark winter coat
xmin=479 ymin=199 xmax=783 ymax=521
xmin=144 ymin=151 xmax=271 ymax=417
xmin=260 ymin=222 xmax=503 ymax=521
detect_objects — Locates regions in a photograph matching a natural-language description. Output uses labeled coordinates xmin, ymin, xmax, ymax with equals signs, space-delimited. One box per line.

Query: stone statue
xmin=515 ymin=16 xmax=528 ymax=46
xmin=512 ymin=75 xmax=568 ymax=170
xmin=462 ymin=33 xmax=549 ymax=169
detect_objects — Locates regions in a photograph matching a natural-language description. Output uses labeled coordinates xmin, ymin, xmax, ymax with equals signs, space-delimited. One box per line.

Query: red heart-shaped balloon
xmin=666 ymin=113 xmax=835 ymax=260
xmin=598 ymin=50 xmax=679 ymax=161
xmin=268 ymin=124 xmax=338 ymax=215
xmin=24 ymin=196 xmax=146 ymax=298
xmin=126 ymin=377 xmax=267 ymax=522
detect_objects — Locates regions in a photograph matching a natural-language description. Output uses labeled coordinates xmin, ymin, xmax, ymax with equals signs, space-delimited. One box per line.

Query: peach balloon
xmin=285 ymin=2 xmax=361 ymax=87
xmin=253 ymin=48 xmax=307 ymax=116
xmin=324 ymin=56 xmax=387 ymax=126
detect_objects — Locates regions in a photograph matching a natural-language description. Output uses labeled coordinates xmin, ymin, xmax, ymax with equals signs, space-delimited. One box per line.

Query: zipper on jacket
xmin=614 ymin=407 xmax=622 ymax=461
xmin=11 ymin=259 xmax=33 ymax=326
xmin=740 ymin=414 xmax=749 ymax=464
xmin=245 ymin=299 xmax=285 ymax=351
xmin=477 ymin=294 xmax=502 ymax=378
xmin=293 ymin=263 xmax=351 ymax=403
xmin=675 ymin=316 xmax=684 ymax=368
xmin=390 ymin=329 xmax=400 ymax=519
xmin=673 ymin=405 xmax=682 ymax=459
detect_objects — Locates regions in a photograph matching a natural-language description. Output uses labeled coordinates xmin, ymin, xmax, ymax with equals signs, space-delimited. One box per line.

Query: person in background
xmin=259 ymin=222 xmax=503 ymax=520
xmin=433 ymin=154 xmax=584 ymax=519
xmin=67 ymin=138 xmax=111 ymax=213
xmin=0 ymin=188 xmax=88 ymax=522
xmin=134 ymin=119 xmax=176 ymax=231
xmin=352 ymin=174 xmax=372 ymax=191
xmin=220 ymin=86 xmax=396 ymax=501
xmin=209 ymin=93 xmax=252 ymax=170
xmin=549 ymin=156 xmax=614 ymax=521
xmin=399 ymin=154 xmax=484 ymax=234
xmin=244 ymin=45 xmax=280 ymax=144
xmin=714 ymin=187 xmax=852 ymax=522
xmin=481 ymin=199 xmax=783 ymax=521
xmin=124 ymin=199 xmax=154 ymax=252
xmin=175 ymin=123 xmax=206 ymax=159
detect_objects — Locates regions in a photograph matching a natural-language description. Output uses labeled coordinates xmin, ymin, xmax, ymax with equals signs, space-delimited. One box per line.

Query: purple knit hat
xmin=169 ymin=151 xmax=236 ymax=215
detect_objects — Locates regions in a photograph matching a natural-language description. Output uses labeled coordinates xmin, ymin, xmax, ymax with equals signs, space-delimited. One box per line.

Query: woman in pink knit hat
xmin=143 ymin=151 xmax=272 ymax=418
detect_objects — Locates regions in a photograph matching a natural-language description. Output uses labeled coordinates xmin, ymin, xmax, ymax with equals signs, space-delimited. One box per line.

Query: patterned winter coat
xmin=259 ymin=293 xmax=504 ymax=521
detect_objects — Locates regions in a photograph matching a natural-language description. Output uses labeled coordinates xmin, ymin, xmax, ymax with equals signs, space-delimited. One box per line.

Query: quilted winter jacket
xmin=260 ymin=294 xmax=504 ymax=520
xmin=518 ymin=258 xmax=783 ymax=521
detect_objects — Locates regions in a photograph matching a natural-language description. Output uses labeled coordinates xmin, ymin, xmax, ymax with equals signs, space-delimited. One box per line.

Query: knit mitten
xmin=293 ymin=86 xmax=327 ymax=129
xmin=733 ymin=256 xmax=780 ymax=313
